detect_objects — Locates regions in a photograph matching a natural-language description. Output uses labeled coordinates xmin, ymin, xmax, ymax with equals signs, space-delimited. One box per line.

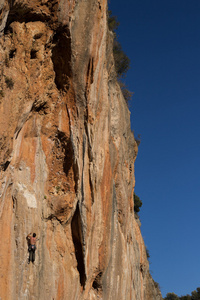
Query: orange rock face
xmin=0 ymin=1 xmax=162 ymax=299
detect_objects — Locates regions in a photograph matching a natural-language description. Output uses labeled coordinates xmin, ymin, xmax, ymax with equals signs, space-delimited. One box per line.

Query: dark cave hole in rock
xmin=71 ymin=203 xmax=86 ymax=288
xmin=30 ymin=49 xmax=37 ymax=59
xmin=63 ymin=139 xmax=73 ymax=177
xmin=51 ymin=27 xmax=72 ymax=91
xmin=92 ymin=272 xmax=103 ymax=291
xmin=4 ymin=4 xmax=49 ymax=32
xmin=31 ymin=101 xmax=48 ymax=115
xmin=4 ymin=26 xmax=13 ymax=35
xmin=34 ymin=103 xmax=46 ymax=112
xmin=55 ymin=130 xmax=78 ymax=195
xmin=9 ymin=49 xmax=16 ymax=59
xmin=56 ymin=131 xmax=73 ymax=177
xmin=1 ymin=160 xmax=10 ymax=171
xmin=33 ymin=33 xmax=43 ymax=40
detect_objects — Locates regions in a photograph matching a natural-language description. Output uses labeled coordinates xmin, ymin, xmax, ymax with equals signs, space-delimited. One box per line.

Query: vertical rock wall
xmin=0 ymin=0 xmax=162 ymax=299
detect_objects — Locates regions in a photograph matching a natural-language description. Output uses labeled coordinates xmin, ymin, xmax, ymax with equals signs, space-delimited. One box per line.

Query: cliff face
xmin=0 ymin=1 xmax=162 ymax=299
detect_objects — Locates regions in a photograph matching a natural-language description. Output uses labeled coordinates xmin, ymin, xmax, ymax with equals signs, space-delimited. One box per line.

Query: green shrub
xmin=165 ymin=287 xmax=200 ymax=300
xmin=118 ymin=80 xmax=133 ymax=104
xmin=108 ymin=10 xmax=132 ymax=103
xmin=135 ymin=134 xmax=141 ymax=146
xmin=113 ymin=40 xmax=130 ymax=78
xmin=180 ymin=296 xmax=192 ymax=300
xmin=165 ymin=293 xmax=179 ymax=300
xmin=153 ymin=280 xmax=161 ymax=290
xmin=146 ymin=247 xmax=150 ymax=260
xmin=108 ymin=10 xmax=120 ymax=33
xmin=134 ymin=193 xmax=142 ymax=213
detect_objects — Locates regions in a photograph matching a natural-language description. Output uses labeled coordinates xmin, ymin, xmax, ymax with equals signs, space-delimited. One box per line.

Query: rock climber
xmin=27 ymin=232 xmax=38 ymax=264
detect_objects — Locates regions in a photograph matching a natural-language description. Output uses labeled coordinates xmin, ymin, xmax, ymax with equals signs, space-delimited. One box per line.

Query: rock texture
xmin=0 ymin=1 xmax=162 ymax=299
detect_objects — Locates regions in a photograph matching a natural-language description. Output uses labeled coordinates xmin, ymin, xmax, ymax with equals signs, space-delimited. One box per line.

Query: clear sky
xmin=109 ymin=0 xmax=200 ymax=297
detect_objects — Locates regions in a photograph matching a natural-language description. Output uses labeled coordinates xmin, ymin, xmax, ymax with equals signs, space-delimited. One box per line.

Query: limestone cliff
xmin=0 ymin=1 xmax=162 ymax=299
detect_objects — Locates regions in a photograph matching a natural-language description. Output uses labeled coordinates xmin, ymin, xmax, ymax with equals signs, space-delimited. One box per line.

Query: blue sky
xmin=109 ymin=0 xmax=200 ymax=297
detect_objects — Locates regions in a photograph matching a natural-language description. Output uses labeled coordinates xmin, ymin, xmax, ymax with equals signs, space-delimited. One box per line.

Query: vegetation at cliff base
xmin=108 ymin=10 xmax=133 ymax=104
xmin=164 ymin=287 xmax=200 ymax=300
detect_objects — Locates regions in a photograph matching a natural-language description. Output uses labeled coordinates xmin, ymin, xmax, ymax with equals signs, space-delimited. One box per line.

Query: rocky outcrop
xmin=0 ymin=0 xmax=162 ymax=299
